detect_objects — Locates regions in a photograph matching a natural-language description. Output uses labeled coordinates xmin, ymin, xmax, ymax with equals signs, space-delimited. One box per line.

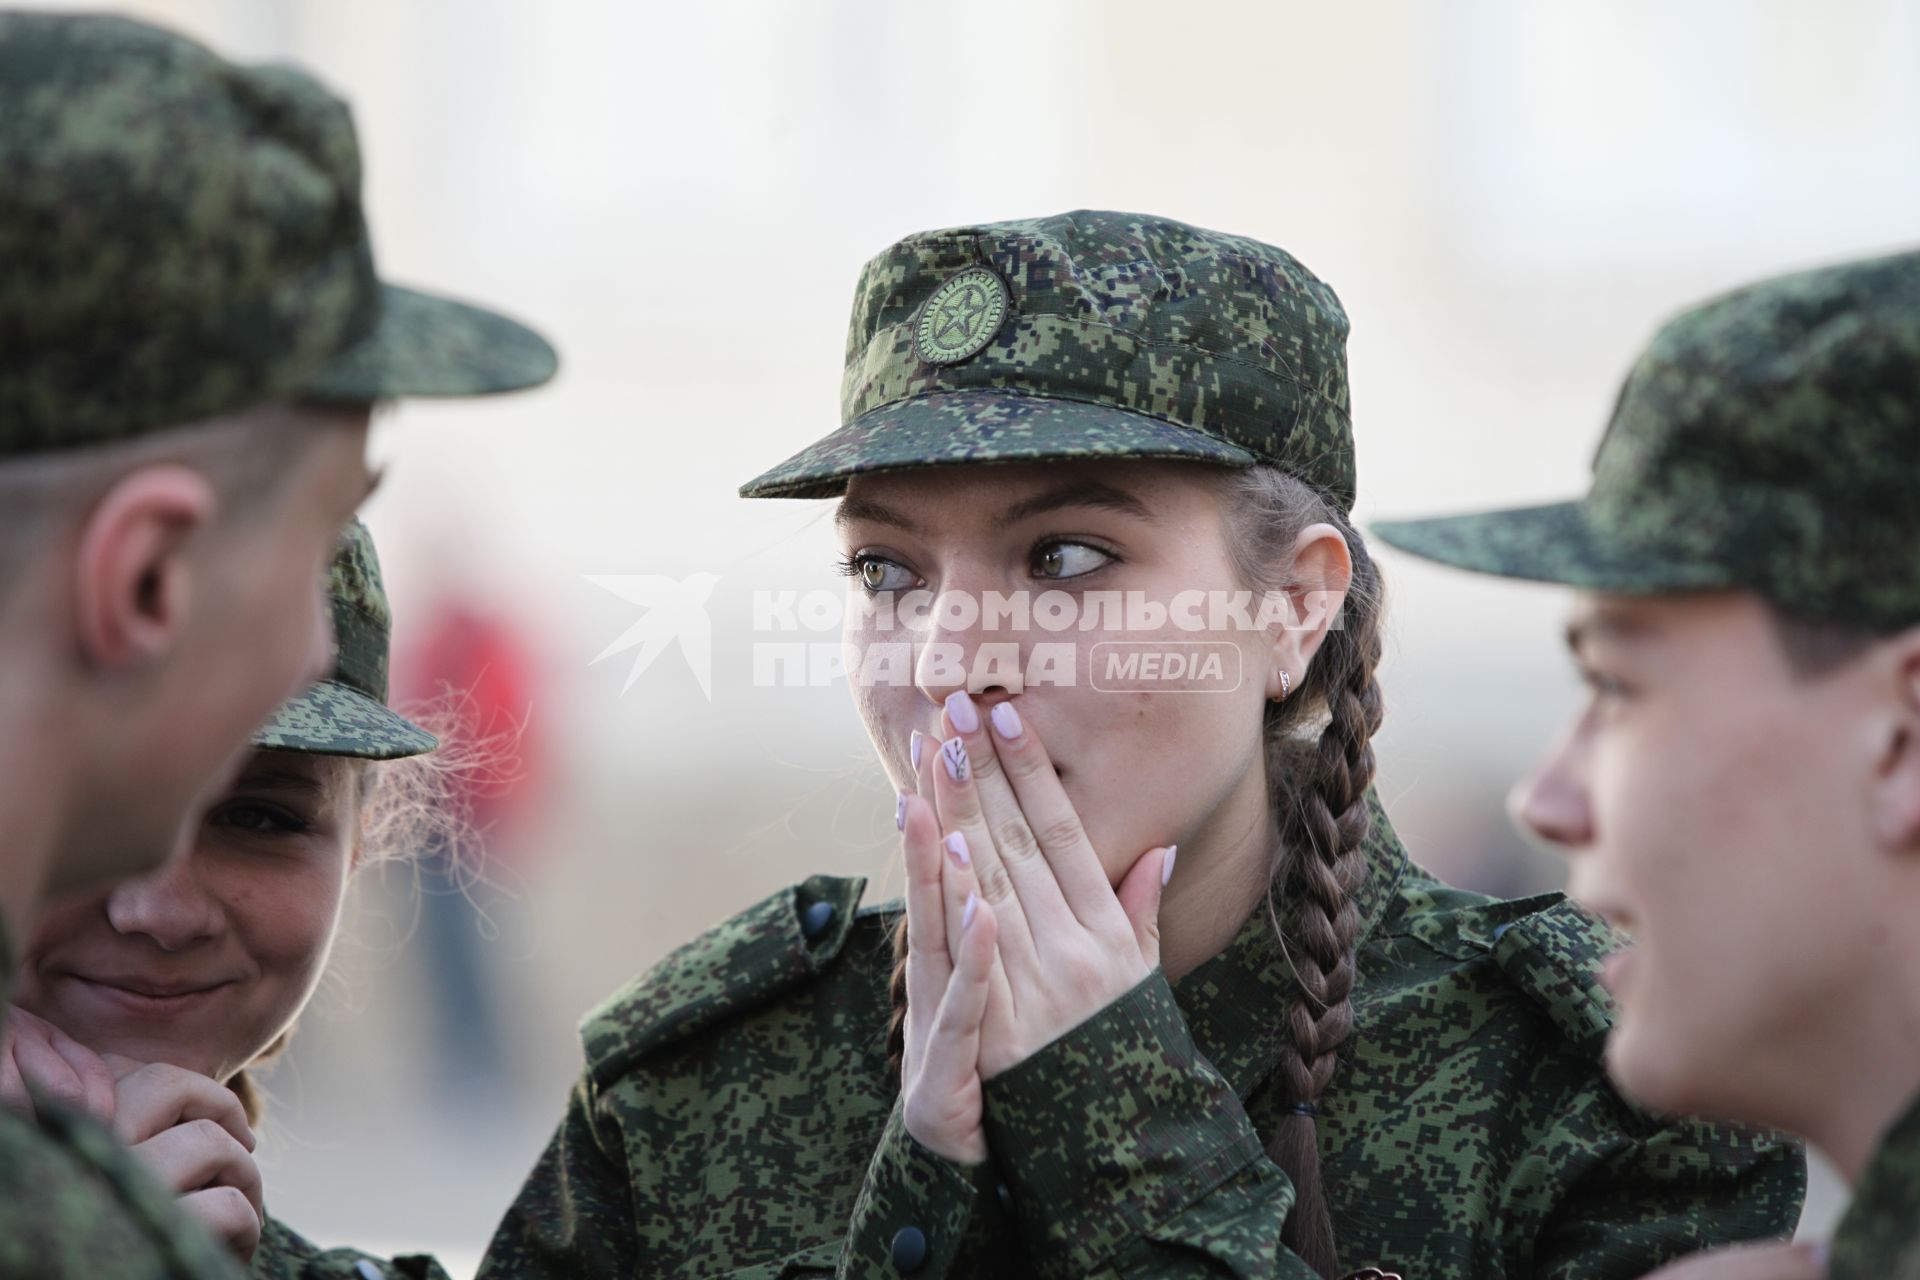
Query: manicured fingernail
xmin=945 ymin=831 xmax=970 ymax=869
xmin=962 ymin=891 xmax=978 ymax=929
xmin=990 ymin=701 xmax=1023 ymax=740
xmin=941 ymin=736 xmax=970 ymax=782
xmin=1161 ymin=845 xmax=1178 ymax=886
xmin=910 ymin=730 xmax=923 ymax=771
xmin=895 ymin=794 xmax=907 ymax=830
xmin=944 ymin=690 xmax=980 ymax=733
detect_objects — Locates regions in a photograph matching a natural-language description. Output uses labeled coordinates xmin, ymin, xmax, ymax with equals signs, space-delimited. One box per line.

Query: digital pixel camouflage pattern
xmin=253 ymin=519 xmax=437 ymax=760
xmin=479 ymin=798 xmax=1804 ymax=1278
xmin=1373 ymin=249 xmax=1920 ymax=631
xmin=1830 ymin=1087 xmax=1920 ymax=1279
xmin=0 ymin=12 xmax=556 ymax=457
xmin=247 ymin=1215 xmax=452 ymax=1280
xmin=739 ymin=211 xmax=1358 ymax=513
xmin=0 ymin=926 xmax=244 ymax=1279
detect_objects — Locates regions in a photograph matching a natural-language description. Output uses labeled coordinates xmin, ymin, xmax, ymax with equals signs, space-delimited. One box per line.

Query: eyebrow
xmin=834 ymin=479 xmax=1155 ymax=535
xmin=230 ymin=765 xmax=327 ymax=797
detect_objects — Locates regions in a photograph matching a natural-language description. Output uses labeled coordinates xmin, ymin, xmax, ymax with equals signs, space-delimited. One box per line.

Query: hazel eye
xmin=1033 ymin=542 xmax=1111 ymax=580
xmin=215 ymin=802 xmax=310 ymax=836
xmin=840 ymin=553 xmax=917 ymax=593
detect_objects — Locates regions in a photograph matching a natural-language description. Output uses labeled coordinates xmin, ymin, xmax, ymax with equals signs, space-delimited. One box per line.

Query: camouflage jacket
xmin=1830 ymin=1086 xmax=1920 ymax=1279
xmin=0 ymin=935 xmax=244 ymax=1279
xmin=247 ymin=1216 xmax=450 ymax=1280
xmin=480 ymin=808 xmax=1804 ymax=1278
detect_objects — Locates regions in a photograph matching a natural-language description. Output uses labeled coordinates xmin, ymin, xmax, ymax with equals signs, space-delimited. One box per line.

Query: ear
xmin=1263 ymin=521 xmax=1354 ymax=701
xmin=71 ymin=465 xmax=218 ymax=673
xmin=1872 ymin=628 xmax=1920 ymax=853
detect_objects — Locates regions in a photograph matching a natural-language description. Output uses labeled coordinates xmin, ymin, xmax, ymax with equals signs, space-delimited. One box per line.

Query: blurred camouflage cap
xmin=738 ymin=210 xmax=1357 ymax=511
xmin=1374 ymin=250 xmax=1920 ymax=631
xmin=254 ymin=519 xmax=435 ymax=760
xmin=0 ymin=13 xmax=557 ymax=457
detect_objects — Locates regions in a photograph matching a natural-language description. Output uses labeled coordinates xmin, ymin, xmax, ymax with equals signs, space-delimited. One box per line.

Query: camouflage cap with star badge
xmin=253 ymin=519 xmax=435 ymax=760
xmin=739 ymin=210 xmax=1358 ymax=511
xmin=0 ymin=12 xmax=556 ymax=457
xmin=1374 ymin=249 xmax=1920 ymax=631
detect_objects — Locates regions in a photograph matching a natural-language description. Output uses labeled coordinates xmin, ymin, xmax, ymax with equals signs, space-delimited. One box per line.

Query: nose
xmin=1509 ymin=712 xmax=1596 ymax=851
xmin=911 ymin=584 xmax=1025 ymax=708
xmin=104 ymin=851 xmax=222 ymax=951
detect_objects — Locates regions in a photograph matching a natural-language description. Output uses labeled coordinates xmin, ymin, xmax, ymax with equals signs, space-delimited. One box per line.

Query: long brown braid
xmin=1220 ymin=465 xmax=1386 ymax=1278
xmin=881 ymin=465 xmax=1386 ymax=1279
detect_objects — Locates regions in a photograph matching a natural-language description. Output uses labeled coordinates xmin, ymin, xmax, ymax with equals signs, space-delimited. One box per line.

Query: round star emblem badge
xmin=913 ymin=266 xmax=1010 ymax=366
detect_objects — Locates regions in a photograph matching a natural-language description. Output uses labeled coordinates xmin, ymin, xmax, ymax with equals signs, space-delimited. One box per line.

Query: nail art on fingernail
xmin=945 ymin=831 xmax=971 ymax=869
xmin=909 ymin=730 xmax=923 ymax=771
xmin=962 ymin=891 xmax=978 ymax=929
xmin=895 ymin=794 xmax=907 ymax=831
xmin=1161 ymin=845 xmax=1178 ymax=886
xmin=990 ymin=701 xmax=1023 ymax=739
xmin=941 ymin=736 xmax=970 ymax=782
xmin=944 ymin=690 xmax=980 ymax=733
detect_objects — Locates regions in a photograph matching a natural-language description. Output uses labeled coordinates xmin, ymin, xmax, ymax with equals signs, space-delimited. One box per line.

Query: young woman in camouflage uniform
xmin=482 ymin=212 xmax=1805 ymax=1279
xmin=2 ymin=523 xmax=464 ymax=1280
xmin=1378 ymin=251 xmax=1920 ymax=1280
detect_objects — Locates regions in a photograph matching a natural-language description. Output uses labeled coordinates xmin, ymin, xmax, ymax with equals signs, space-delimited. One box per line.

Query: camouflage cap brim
xmin=1371 ymin=500 xmax=1744 ymax=594
xmin=252 ymin=678 xmax=438 ymax=760
xmin=739 ymin=388 xmax=1259 ymax=499
xmin=298 ymin=283 xmax=558 ymax=402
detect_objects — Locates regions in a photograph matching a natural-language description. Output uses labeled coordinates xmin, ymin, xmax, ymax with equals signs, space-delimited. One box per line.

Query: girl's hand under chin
xmin=0 ymin=1004 xmax=117 ymax=1123
xmin=0 ymin=1007 xmax=265 ymax=1262
xmin=102 ymin=1053 xmax=266 ymax=1264
xmin=897 ymin=693 xmax=1171 ymax=1163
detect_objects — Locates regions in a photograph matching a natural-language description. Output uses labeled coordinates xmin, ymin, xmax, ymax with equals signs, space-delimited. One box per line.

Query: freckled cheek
xmin=16 ymin=901 xmax=102 ymax=1007
xmin=230 ymin=869 xmax=349 ymax=1001
xmin=1056 ymin=689 xmax=1195 ymax=872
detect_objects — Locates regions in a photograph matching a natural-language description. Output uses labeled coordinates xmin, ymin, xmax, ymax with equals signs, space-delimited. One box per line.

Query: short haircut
xmin=1768 ymin=605 xmax=1889 ymax=678
xmin=0 ymin=404 xmax=353 ymax=604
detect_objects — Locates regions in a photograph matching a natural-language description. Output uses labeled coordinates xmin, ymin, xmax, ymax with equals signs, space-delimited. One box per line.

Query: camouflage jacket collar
xmin=1833 ymin=1080 xmax=1920 ymax=1274
xmin=1172 ymin=789 xmax=1410 ymax=1101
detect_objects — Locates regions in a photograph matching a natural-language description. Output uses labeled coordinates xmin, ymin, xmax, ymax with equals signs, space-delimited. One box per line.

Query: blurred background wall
xmin=38 ymin=0 xmax=1919 ymax=1271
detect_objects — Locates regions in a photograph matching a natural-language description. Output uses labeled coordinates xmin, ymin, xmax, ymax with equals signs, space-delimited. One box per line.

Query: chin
xmin=1604 ymin=1016 xmax=1724 ymax=1123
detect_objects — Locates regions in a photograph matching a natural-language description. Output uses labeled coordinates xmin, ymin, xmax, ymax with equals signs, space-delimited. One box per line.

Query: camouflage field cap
xmin=254 ymin=519 xmax=435 ymax=760
xmin=1374 ymin=250 xmax=1920 ymax=631
xmin=738 ymin=211 xmax=1357 ymax=511
xmin=0 ymin=13 xmax=557 ymax=456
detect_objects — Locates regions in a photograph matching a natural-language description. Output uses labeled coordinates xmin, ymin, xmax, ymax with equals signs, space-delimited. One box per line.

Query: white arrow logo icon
xmin=585 ymin=573 xmax=721 ymax=699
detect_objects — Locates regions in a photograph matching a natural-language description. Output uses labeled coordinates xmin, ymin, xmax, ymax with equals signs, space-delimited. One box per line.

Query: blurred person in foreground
xmin=5 ymin=522 xmax=469 ymax=1279
xmin=482 ymin=212 xmax=1802 ymax=1279
xmin=0 ymin=11 xmax=554 ymax=1276
xmin=1376 ymin=252 xmax=1920 ymax=1278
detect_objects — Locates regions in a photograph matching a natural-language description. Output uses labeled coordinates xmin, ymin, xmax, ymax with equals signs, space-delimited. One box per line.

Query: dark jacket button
xmin=889 ymin=1225 xmax=928 ymax=1273
xmin=801 ymin=900 xmax=835 ymax=939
